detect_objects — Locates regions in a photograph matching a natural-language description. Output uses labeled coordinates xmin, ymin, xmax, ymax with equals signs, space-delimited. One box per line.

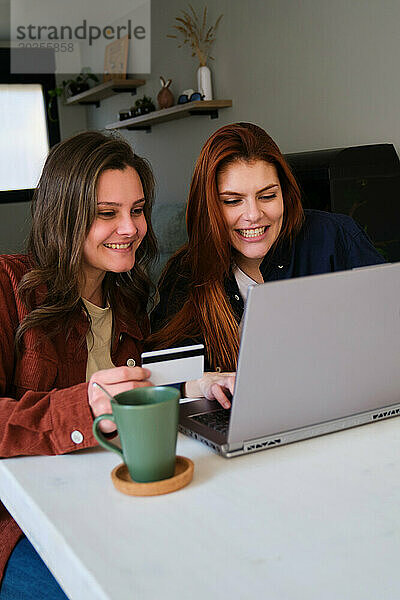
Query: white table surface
xmin=1 ymin=418 xmax=400 ymax=600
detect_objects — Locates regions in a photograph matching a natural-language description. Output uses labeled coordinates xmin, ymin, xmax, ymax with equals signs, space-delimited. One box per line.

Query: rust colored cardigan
xmin=0 ymin=254 xmax=148 ymax=582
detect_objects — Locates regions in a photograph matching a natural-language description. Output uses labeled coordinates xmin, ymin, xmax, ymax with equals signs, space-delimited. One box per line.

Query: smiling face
xmin=81 ymin=167 xmax=147 ymax=300
xmin=217 ymin=160 xmax=284 ymax=277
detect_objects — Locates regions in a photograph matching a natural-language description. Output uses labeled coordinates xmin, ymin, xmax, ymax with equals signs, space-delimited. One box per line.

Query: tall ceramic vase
xmin=197 ymin=65 xmax=213 ymax=100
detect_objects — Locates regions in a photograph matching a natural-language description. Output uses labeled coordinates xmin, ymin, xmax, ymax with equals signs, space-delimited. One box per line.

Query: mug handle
xmin=92 ymin=414 xmax=123 ymax=459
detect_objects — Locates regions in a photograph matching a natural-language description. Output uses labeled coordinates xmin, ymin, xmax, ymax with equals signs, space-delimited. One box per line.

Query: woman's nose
xmin=243 ymin=198 xmax=263 ymax=222
xmin=116 ymin=214 xmax=137 ymax=236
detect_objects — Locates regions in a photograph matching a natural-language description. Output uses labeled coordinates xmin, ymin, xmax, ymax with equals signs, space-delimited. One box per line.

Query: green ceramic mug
xmin=92 ymin=386 xmax=180 ymax=483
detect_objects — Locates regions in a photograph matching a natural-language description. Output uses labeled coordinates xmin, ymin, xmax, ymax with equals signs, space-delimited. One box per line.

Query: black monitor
xmin=285 ymin=144 xmax=400 ymax=262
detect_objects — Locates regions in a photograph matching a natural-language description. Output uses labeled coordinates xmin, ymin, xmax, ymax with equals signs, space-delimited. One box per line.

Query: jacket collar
xmin=259 ymin=236 xmax=293 ymax=277
xmin=65 ymin=299 xmax=146 ymax=343
xmin=113 ymin=310 xmax=145 ymax=341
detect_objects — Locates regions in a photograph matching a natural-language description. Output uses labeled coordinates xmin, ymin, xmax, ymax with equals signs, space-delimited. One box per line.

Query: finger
xmin=213 ymin=375 xmax=235 ymax=396
xmin=98 ymin=419 xmax=117 ymax=434
xmin=90 ymin=399 xmax=113 ymax=417
xmin=217 ymin=376 xmax=235 ymax=396
xmin=92 ymin=366 xmax=151 ymax=385
xmin=226 ymin=376 xmax=236 ymax=395
xmin=139 ymin=380 xmax=153 ymax=388
xmin=93 ymin=379 xmax=153 ymax=401
xmin=104 ymin=380 xmax=152 ymax=396
xmin=211 ymin=384 xmax=231 ymax=409
xmin=130 ymin=380 xmax=153 ymax=389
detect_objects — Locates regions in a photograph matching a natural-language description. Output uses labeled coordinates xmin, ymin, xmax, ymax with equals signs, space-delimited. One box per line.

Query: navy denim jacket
xmin=151 ymin=210 xmax=385 ymax=367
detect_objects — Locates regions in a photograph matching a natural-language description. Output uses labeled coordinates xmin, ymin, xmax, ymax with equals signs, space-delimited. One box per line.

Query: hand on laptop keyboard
xmin=184 ymin=372 xmax=236 ymax=409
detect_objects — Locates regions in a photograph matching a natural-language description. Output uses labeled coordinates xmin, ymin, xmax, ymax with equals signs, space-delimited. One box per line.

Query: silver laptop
xmin=179 ymin=262 xmax=400 ymax=457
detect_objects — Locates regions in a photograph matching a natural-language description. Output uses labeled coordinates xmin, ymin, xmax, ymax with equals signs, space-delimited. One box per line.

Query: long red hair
xmin=150 ymin=123 xmax=304 ymax=370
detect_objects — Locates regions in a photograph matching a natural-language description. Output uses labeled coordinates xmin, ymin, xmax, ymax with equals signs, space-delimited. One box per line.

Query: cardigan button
xmin=71 ymin=430 xmax=83 ymax=444
xmin=277 ymin=265 xmax=284 ymax=269
xmin=234 ymin=294 xmax=240 ymax=301
xmin=119 ymin=333 xmax=123 ymax=342
xmin=127 ymin=358 xmax=136 ymax=367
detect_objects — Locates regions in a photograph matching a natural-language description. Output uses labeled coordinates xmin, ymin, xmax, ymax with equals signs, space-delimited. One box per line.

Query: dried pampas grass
xmin=168 ymin=5 xmax=223 ymax=67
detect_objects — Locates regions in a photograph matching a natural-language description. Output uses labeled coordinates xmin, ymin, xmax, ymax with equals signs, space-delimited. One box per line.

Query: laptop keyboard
xmin=190 ymin=409 xmax=230 ymax=434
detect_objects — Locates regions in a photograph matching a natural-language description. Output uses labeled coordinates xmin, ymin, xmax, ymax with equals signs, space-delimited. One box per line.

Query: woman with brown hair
xmin=0 ymin=131 xmax=157 ymax=598
xmin=150 ymin=122 xmax=385 ymax=403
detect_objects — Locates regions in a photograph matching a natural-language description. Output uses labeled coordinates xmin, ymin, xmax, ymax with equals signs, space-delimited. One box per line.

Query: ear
xmin=160 ymin=76 xmax=165 ymax=86
xmin=166 ymin=79 xmax=172 ymax=88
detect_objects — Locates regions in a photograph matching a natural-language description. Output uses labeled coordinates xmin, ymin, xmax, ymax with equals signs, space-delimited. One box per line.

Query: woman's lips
xmin=235 ymin=226 xmax=270 ymax=241
xmin=103 ymin=241 xmax=133 ymax=251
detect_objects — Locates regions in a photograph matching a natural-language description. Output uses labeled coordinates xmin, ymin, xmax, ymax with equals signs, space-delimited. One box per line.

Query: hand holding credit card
xmin=141 ymin=344 xmax=204 ymax=386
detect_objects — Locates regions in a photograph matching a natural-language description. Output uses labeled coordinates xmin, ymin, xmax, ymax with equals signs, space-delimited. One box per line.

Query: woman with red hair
xmin=150 ymin=123 xmax=384 ymax=405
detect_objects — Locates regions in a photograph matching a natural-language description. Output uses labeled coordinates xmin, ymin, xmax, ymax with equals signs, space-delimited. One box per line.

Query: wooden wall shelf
xmin=65 ymin=79 xmax=146 ymax=108
xmin=105 ymin=100 xmax=232 ymax=132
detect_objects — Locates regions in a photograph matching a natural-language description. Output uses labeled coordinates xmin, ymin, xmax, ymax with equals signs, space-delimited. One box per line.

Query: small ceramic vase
xmin=197 ymin=65 xmax=213 ymax=100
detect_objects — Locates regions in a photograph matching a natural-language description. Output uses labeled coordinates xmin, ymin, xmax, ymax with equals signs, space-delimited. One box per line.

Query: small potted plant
xmin=130 ymin=95 xmax=156 ymax=117
xmin=47 ymin=68 xmax=99 ymax=122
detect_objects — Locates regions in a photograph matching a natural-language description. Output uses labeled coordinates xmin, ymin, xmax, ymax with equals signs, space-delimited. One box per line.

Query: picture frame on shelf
xmin=103 ymin=35 xmax=129 ymax=82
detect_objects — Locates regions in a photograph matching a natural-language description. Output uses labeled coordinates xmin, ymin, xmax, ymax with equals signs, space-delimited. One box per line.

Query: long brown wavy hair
xmin=150 ymin=122 xmax=304 ymax=371
xmin=16 ymin=131 xmax=158 ymax=351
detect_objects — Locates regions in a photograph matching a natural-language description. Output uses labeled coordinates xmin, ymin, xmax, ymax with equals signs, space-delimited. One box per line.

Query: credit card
xmin=141 ymin=344 xmax=204 ymax=386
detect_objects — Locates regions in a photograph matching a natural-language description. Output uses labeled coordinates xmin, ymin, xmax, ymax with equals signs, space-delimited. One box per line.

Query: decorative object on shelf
xmin=157 ymin=76 xmax=174 ymax=109
xmin=64 ymin=79 xmax=146 ymax=107
xmin=130 ymin=95 xmax=156 ymax=117
xmin=47 ymin=67 xmax=99 ymax=122
xmin=103 ymin=35 xmax=129 ymax=82
xmin=64 ymin=69 xmax=99 ymax=97
xmin=168 ymin=5 xmax=223 ymax=101
xmin=197 ymin=65 xmax=212 ymax=101
xmin=119 ymin=109 xmax=131 ymax=121
xmin=177 ymin=89 xmax=204 ymax=104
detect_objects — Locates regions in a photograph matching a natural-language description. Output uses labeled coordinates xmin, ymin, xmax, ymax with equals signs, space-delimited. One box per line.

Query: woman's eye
xmin=98 ymin=211 xmax=115 ymax=218
xmin=223 ymin=198 xmax=241 ymax=205
xmin=132 ymin=207 xmax=144 ymax=216
xmin=260 ymin=194 xmax=277 ymax=201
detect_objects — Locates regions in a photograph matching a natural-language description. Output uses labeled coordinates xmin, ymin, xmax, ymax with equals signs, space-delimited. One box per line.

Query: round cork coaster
xmin=111 ymin=456 xmax=194 ymax=496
